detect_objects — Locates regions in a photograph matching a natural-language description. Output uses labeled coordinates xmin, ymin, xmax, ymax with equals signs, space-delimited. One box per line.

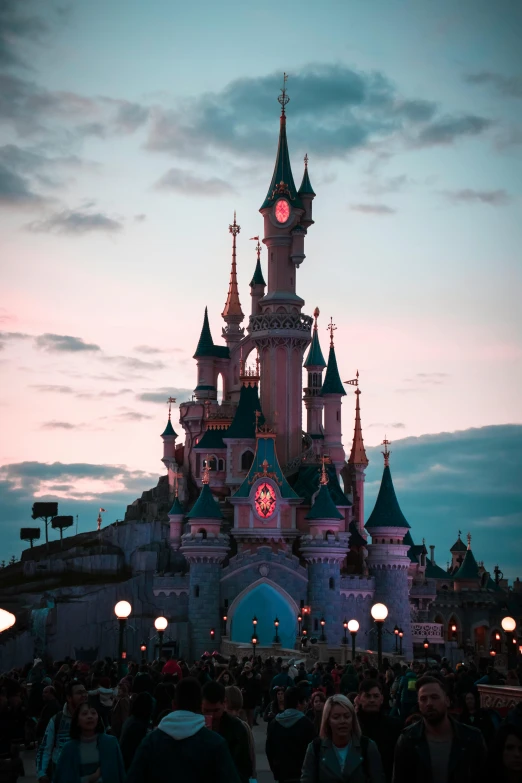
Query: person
xmin=305 ymin=691 xmax=326 ymax=736
xmin=119 ymin=691 xmax=153 ymax=770
xmin=301 ymin=694 xmax=385 ymax=782
xmin=53 ymin=702 xmax=125 ymax=783
xmin=392 ymin=676 xmax=487 ymax=783
xmin=485 ymin=724 xmax=522 ymax=782
xmin=458 ymin=691 xmax=495 ymax=747
xmin=271 ymin=663 xmax=294 ymax=691
xmin=238 ymin=662 xmax=262 ymax=727
xmin=127 ymin=677 xmax=241 ymax=783
xmin=37 ymin=679 xmax=89 ymax=783
xmin=264 ymin=686 xmax=287 ymax=722
xmin=36 ymin=685 xmax=61 ymax=741
xmin=266 ymin=686 xmax=315 ymax=783
xmin=397 ymin=661 xmax=421 ymax=719
xmin=356 ymin=679 xmax=401 ymax=783
xmin=109 ymin=681 xmax=130 ymax=739
xmin=217 ymin=669 xmax=235 ymax=687
xmin=202 ymin=680 xmax=252 ymax=783
xmin=161 ymin=657 xmax=182 ymax=679
xmin=225 ymin=685 xmax=257 ymax=782
xmin=339 ymin=665 xmax=359 ymax=697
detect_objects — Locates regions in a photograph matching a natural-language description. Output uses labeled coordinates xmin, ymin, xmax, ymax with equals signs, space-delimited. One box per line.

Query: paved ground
xmin=18 ymin=725 xmax=274 ymax=783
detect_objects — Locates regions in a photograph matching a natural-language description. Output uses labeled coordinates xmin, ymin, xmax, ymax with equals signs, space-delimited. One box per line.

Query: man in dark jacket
xmin=357 ymin=679 xmax=401 ymax=782
xmin=202 ymin=680 xmax=252 ymax=783
xmin=266 ymin=686 xmax=315 ymax=783
xmin=127 ymin=677 xmax=240 ymax=783
xmin=393 ymin=676 xmax=487 ymax=783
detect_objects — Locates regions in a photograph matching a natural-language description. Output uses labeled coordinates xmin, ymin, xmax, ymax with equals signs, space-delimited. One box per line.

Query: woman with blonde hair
xmin=300 ymin=694 xmax=385 ymax=782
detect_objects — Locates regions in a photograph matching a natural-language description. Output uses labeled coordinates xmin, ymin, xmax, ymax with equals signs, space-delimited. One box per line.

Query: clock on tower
xmin=274 ymin=198 xmax=290 ymax=224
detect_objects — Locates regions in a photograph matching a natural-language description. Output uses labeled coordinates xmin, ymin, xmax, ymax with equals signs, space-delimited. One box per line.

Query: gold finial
xmin=327 ymin=316 xmax=337 ymax=347
xmin=467 ymin=532 xmax=471 ymax=550
xmin=304 ymin=153 xmax=309 ymax=169
xmin=278 ymin=72 xmax=290 ymax=116
xmin=381 ymin=437 xmax=391 ymax=467
xmin=202 ymin=456 xmax=211 ymax=485
xmin=319 ymin=455 xmax=329 ymax=486
xmin=313 ymin=307 xmax=320 ymax=331
xmin=229 ymin=211 xmax=240 ymax=238
xmin=167 ymin=396 xmax=176 ymax=420
xmin=250 ymin=235 xmax=261 ymax=260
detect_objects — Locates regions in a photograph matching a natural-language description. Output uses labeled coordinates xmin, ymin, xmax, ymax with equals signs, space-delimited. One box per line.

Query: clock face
xmin=274 ymin=199 xmax=290 ymax=224
xmin=255 ymin=482 xmax=277 ymax=519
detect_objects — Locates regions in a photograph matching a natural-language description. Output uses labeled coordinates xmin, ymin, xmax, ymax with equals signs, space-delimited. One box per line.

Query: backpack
xmin=313 ymin=735 xmax=369 ymax=781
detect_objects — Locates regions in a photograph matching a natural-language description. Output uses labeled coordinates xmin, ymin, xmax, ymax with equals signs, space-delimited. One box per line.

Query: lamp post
xmin=502 ymin=616 xmax=517 ymax=669
xmin=348 ymin=619 xmax=359 ymax=661
xmin=297 ymin=614 xmax=303 ymax=636
xmin=210 ymin=628 xmax=215 ymax=644
xmin=451 ymin=623 xmax=457 ymax=642
xmin=252 ymin=616 xmax=258 ymax=636
xmin=274 ymin=617 xmax=280 ymax=644
xmin=114 ymin=601 xmax=132 ymax=676
xmin=423 ymin=637 xmax=429 ymax=666
xmin=398 ymin=628 xmax=403 ymax=656
xmin=252 ymin=632 xmax=258 ymax=659
xmin=320 ymin=617 xmax=326 ymax=643
xmin=371 ymin=603 xmax=388 ymax=669
xmin=0 ymin=608 xmax=16 ymax=634
xmin=222 ymin=612 xmax=228 ymax=636
xmin=342 ymin=619 xmax=348 ymax=646
xmin=154 ymin=616 xmax=168 ymax=661
xmin=394 ymin=625 xmax=399 ymax=653
xmin=140 ymin=643 xmax=147 ymax=663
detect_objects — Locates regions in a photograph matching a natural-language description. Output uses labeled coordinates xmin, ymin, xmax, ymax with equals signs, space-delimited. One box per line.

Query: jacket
xmin=266 ymin=709 xmax=315 ymax=782
xmin=53 ymin=733 xmax=125 ymax=783
xmin=392 ymin=716 xmax=487 ymax=783
xmin=126 ymin=710 xmax=241 ymax=783
xmin=301 ymin=735 xmax=386 ymax=783
xmin=119 ymin=715 xmax=149 ymax=770
xmin=357 ymin=712 xmax=401 ymax=783
xmin=36 ymin=704 xmax=73 ymax=777
xmin=217 ymin=710 xmax=253 ymax=783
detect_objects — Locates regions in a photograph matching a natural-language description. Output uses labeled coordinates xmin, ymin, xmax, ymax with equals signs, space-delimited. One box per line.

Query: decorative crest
xmin=313 ymin=306 xmax=320 ymax=331
xmin=229 ymin=210 xmax=240 ymax=238
xmin=249 ymin=458 xmax=282 ymax=485
xmin=327 ymin=317 xmax=337 ymax=347
xmin=467 ymin=532 xmax=471 ymax=550
xmin=167 ymin=396 xmax=176 ymax=420
xmin=202 ymin=456 xmax=211 ymax=485
xmin=319 ymin=455 xmax=329 ymax=486
xmin=381 ymin=437 xmax=391 ymax=467
xmin=278 ymin=72 xmax=290 ymax=116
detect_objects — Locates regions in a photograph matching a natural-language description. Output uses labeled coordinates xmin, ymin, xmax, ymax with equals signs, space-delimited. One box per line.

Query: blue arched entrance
xmin=230 ymin=582 xmax=297 ymax=649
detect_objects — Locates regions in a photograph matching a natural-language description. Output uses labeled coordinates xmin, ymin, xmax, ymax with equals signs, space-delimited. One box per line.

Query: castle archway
xmin=228 ymin=579 xmax=298 ymax=649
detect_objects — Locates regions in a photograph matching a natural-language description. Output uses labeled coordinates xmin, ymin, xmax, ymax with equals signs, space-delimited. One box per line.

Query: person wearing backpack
xmin=397 ymin=661 xmax=421 ymax=719
xmin=36 ymin=679 xmax=88 ymax=782
xmin=300 ymin=694 xmax=385 ymax=782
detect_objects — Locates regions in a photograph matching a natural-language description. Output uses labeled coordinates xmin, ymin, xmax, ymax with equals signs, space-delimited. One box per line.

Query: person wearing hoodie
xmin=126 ymin=677 xmax=240 ymax=783
xmin=266 ymin=686 xmax=315 ymax=783
xmin=202 ymin=680 xmax=253 ymax=783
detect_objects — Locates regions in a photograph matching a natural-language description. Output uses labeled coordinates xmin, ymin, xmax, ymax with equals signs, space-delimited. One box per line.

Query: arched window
xmin=218 ymin=459 xmax=225 ymax=471
xmin=241 ymin=450 xmax=254 ymax=471
xmin=194 ymin=585 xmax=200 ymax=598
xmin=329 ymin=577 xmax=335 ymax=590
xmin=197 ymin=528 xmax=207 ymax=539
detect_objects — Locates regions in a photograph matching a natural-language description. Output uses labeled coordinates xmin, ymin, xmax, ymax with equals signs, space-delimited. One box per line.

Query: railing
xmin=478 ymin=684 xmax=522 ymax=715
xmin=249 ymin=312 xmax=313 ymax=334
xmin=411 ymin=622 xmax=444 ymax=643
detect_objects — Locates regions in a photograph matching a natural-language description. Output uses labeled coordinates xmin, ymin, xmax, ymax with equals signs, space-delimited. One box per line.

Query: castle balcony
xmin=248 ymin=312 xmax=313 ymax=341
xmin=411 ymin=622 xmax=444 ymax=644
xmin=152 ymin=574 xmax=189 ymax=598
xmin=339 ymin=575 xmax=375 ymax=599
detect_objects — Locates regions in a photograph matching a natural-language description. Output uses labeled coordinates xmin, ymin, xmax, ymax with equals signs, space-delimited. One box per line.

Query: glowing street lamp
xmin=398 ymin=628 xmax=404 ymax=656
xmin=274 ymin=617 xmax=280 ymax=644
xmin=423 ymin=637 xmax=429 ymax=665
xmin=140 ymin=642 xmax=147 ymax=662
xmin=348 ymin=619 xmax=359 ymax=661
xmin=114 ymin=601 xmax=132 ymax=674
xmin=0 ymin=609 xmax=16 ymax=634
xmin=371 ymin=603 xmax=388 ymax=668
xmin=342 ymin=619 xmax=349 ymax=646
xmin=252 ymin=631 xmax=258 ymax=658
xmin=297 ymin=613 xmax=303 ymax=636
xmin=154 ymin=616 xmax=168 ymax=661
xmin=451 ymin=623 xmax=457 ymax=642
xmin=502 ymin=616 xmax=517 ymax=669
xmin=394 ymin=625 xmax=399 ymax=653
xmin=210 ymin=628 xmax=215 ymax=643
xmin=252 ymin=616 xmax=258 ymax=635
xmin=320 ymin=617 xmax=326 ymax=643
xmin=222 ymin=612 xmax=228 ymax=636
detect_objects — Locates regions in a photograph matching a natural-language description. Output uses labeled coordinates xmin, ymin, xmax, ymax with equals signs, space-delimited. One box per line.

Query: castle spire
xmin=347 ymin=372 xmax=368 ymax=467
xmin=260 ymin=74 xmax=302 ymax=210
xmin=298 ymin=153 xmax=316 ymax=197
xmin=321 ymin=322 xmax=346 ymax=396
xmin=222 ymin=212 xmax=244 ymax=326
xmin=249 ymin=236 xmax=266 ymax=287
xmin=304 ymin=307 xmax=326 ymax=369
xmin=381 ymin=437 xmax=391 ymax=467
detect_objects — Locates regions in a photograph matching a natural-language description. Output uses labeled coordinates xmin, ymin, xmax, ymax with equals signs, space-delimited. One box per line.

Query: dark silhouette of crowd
xmin=0 ymin=649 xmax=521 ymax=782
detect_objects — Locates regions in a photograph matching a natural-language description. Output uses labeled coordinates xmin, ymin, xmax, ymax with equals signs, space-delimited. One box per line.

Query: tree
xmin=51 ymin=515 xmax=73 ymax=548
xmin=20 ymin=527 xmax=41 ymax=548
xmin=9 ymin=555 xmax=16 ymax=565
xmin=31 ymin=503 xmax=58 ymax=550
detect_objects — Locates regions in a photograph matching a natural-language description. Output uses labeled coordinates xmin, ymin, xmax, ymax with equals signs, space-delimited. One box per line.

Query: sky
xmin=0 ymin=0 xmax=521 ymax=574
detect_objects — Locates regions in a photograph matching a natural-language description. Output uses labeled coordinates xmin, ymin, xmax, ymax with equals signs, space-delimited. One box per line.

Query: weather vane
xmin=278 ymin=72 xmax=290 ymax=115
xmin=327 ymin=317 xmax=337 ymax=346
xmin=344 ymin=370 xmax=359 ymax=388
xmin=313 ymin=306 xmax=320 ymax=331
xmin=167 ymin=396 xmax=176 ymax=420
xmin=250 ymin=235 xmax=261 ymax=259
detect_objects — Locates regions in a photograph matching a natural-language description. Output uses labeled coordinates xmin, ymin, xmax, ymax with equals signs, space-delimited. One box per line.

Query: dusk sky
xmin=0 ymin=1 xmax=520 ymax=574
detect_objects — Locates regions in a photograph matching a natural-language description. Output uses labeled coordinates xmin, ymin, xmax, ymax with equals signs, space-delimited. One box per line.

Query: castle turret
xmin=449 ymin=532 xmax=467 ymax=572
xmin=161 ymin=410 xmax=177 ymax=468
xmin=365 ymin=440 xmax=413 ymax=659
xmin=222 ymin=212 xmax=244 ymax=345
xmin=249 ymin=238 xmax=266 ymax=315
xmin=297 ymin=153 xmax=316 ymax=229
xmin=181 ymin=464 xmax=228 ymax=658
xmin=347 ymin=373 xmax=369 ymax=536
xmin=303 ymin=307 xmax=326 ymax=448
xmin=453 ymin=533 xmax=480 ymax=591
xmin=321 ymin=320 xmax=346 ymax=471
xmin=167 ymin=495 xmax=184 ymax=550
xmin=193 ymin=307 xmax=230 ymax=401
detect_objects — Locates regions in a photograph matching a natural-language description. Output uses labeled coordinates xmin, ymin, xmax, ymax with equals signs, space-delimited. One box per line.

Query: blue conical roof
xmin=161 ymin=419 xmax=177 ymax=438
xmin=298 ymin=165 xmax=315 ymax=197
xmin=234 ymin=434 xmax=300 ymax=500
xmin=250 ymin=257 xmax=266 ymax=287
xmin=305 ymin=483 xmax=343 ymax=520
xmin=454 ymin=548 xmax=480 ymax=581
xmin=260 ymin=114 xmax=303 ymax=211
xmin=304 ymin=328 xmax=326 ymax=369
xmin=365 ymin=465 xmax=411 ymax=529
xmin=194 ymin=307 xmax=230 ymax=359
xmin=186 ymin=483 xmax=223 ymax=520
xmin=321 ymin=345 xmax=346 ymax=396
xmin=168 ymin=496 xmax=184 ymax=516
xmin=226 ymin=384 xmax=264 ymax=439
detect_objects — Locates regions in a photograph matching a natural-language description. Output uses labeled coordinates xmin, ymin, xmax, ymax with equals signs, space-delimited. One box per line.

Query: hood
xmin=158 ymin=710 xmax=205 ymax=740
xmin=275 ymin=708 xmax=305 ymax=728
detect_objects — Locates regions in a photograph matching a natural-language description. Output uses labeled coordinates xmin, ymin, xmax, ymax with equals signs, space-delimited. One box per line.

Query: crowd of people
xmin=0 ymin=649 xmax=521 ymax=782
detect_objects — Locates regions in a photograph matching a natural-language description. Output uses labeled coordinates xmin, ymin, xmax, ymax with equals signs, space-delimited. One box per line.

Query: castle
xmin=0 ymin=85 xmax=520 ymax=669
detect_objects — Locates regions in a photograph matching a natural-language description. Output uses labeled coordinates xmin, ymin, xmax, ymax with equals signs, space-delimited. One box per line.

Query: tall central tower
xmin=249 ymin=76 xmax=315 ymax=466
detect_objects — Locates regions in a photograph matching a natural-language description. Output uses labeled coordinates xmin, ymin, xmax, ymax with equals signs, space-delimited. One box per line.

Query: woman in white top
xmin=300 ymin=694 xmax=385 ymax=783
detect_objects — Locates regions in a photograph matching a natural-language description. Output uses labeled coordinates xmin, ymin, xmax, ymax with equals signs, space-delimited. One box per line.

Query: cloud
xmin=134 ymin=214 xmax=146 ymax=222
xmin=102 ymin=355 xmax=166 ymax=372
xmin=114 ymin=411 xmax=153 ymax=422
xmin=0 ymin=0 xmax=49 ymax=69
xmin=0 ymin=160 xmax=46 ymax=207
xmin=364 ymin=425 xmax=522 ymax=579
xmin=415 ymin=115 xmax=493 ymax=146
xmin=40 ymin=421 xmax=76 ymax=430
xmin=0 ymin=331 xmax=31 ymax=350
xmin=154 ymin=168 xmax=234 ymax=196
xmin=364 ymin=174 xmax=411 ymax=195
xmin=442 ymin=189 xmax=512 ymax=206
xmin=350 ymin=203 xmax=396 ymax=215
xmin=35 ymin=334 xmax=101 ymax=352
xmin=26 ymin=209 xmax=123 ymax=235
xmin=137 ymin=386 xmax=193 ymax=404
xmin=367 ymin=422 xmax=406 ymax=429
xmin=134 ymin=345 xmax=164 ymax=355
xmin=30 ymin=384 xmax=75 ymax=394
xmin=465 ymin=72 xmax=522 ymax=99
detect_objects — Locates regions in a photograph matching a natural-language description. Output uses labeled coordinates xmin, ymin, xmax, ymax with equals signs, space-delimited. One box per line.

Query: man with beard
xmin=392 ymin=676 xmax=487 ymax=783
